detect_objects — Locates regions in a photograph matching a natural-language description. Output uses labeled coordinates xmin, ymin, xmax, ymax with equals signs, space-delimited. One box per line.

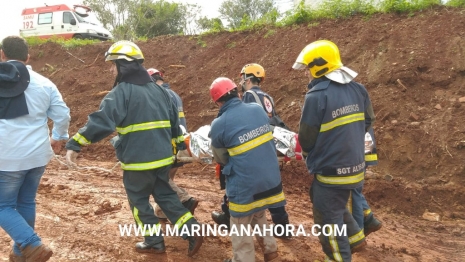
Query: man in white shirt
xmin=0 ymin=35 xmax=70 ymax=262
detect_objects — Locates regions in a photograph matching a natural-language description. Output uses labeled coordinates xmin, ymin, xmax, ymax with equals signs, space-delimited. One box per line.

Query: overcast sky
xmin=0 ymin=0 xmax=293 ymax=41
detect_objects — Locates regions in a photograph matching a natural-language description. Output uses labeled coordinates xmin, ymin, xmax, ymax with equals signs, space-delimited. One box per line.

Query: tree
xmin=132 ymin=1 xmax=184 ymax=38
xmin=218 ymin=0 xmax=278 ymax=29
xmin=83 ymin=0 xmax=200 ymax=39
xmin=196 ymin=16 xmax=225 ymax=32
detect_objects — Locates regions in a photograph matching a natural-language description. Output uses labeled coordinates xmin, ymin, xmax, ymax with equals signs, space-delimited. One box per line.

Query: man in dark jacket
xmin=209 ymin=77 xmax=284 ymax=262
xmin=293 ymin=40 xmax=376 ymax=261
xmin=351 ymin=128 xmax=382 ymax=236
xmin=146 ymin=68 xmax=199 ymax=220
xmin=65 ymin=41 xmax=203 ymax=257
xmin=211 ymin=64 xmax=292 ymax=239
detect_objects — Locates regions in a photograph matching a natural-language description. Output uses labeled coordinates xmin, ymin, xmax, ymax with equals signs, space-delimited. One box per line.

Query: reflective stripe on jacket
xmin=210 ymin=98 xmax=286 ymax=217
xmin=68 ymin=81 xmax=183 ymax=170
xmin=299 ymin=79 xmax=374 ymax=189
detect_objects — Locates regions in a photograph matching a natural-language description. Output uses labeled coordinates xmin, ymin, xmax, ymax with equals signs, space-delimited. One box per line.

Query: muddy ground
xmin=1 ymin=6 xmax=465 ymax=262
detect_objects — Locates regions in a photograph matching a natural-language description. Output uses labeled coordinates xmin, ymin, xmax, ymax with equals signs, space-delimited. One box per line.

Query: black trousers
xmin=123 ymin=165 xmax=198 ymax=243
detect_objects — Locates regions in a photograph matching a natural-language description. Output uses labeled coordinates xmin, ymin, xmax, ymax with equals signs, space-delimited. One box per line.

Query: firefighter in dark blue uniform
xmin=65 ymin=41 xmax=203 ymax=257
xmin=209 ymin=77 xmax=284 ymax=262
xmin=211 ymin=64 xmax=291 ymax=238
xmin=350 ymin=128 xmax=382 ymax=236
xmin=146 ymin=68 xmax=199 ymax=220
xmin=293 ymin=40 xmax=376 ymax=261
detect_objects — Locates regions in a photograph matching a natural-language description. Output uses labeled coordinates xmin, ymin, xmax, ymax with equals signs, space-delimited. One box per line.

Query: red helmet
xmin=209 ymin=77 xmax=236 ymax=102
xmin=147 ymin=68 xmax=163 ymax=77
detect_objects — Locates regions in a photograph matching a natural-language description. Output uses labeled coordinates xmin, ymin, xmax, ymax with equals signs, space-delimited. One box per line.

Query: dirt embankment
xmin=30 ymin=6 xmax=465 ymax=215
xmin=1 ymin=6 xmax=462 ymax=262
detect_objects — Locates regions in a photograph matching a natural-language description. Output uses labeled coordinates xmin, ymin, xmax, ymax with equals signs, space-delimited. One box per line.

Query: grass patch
xmin=24 ymin=36 xmax=102 ymax=49
xmin=264 ymin=29 xmax=276 ymax=38
xmin=195 ymin=36 xmax=207 ymax=47
xmin=226 ymin=42 xmax=236 ymax=49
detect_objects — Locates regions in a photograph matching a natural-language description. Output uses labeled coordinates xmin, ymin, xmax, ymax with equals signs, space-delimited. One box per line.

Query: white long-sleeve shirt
xmin=0 ymin=64 xmax=70 ymax=171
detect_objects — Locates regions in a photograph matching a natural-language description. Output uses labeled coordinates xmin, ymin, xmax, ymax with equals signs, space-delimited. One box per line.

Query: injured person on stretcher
xmin=176 ymin=125 xmax=303 ymax=163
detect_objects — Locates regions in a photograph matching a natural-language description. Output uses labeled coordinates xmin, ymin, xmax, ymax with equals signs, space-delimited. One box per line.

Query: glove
xmin=171 ymin=139 xmax=187 ymax=155
xmin=66 ymin=150 xmax=79 ymax=169
xmin=176 ymin=141 xmax=187 ymax=151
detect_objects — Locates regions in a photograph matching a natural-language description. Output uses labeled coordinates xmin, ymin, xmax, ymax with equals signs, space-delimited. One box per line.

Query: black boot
xmin=187 ymin=235 xmax=204 ymax=257
xmin=135 ymin=241 xmax=166 ymax=254
xmin=364 ymin=216 xmax=382 ymax=237
xmin=211 ymin=210 xmax=230 ymax=230
xmin=183 ymin=197 xmax=200 ymax=215
xmin=274 ymin=218 xmax=292 ymax=239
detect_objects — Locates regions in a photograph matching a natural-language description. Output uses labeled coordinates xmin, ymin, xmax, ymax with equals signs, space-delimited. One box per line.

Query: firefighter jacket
xmin=243 ymin=86 xmax=289 ymax=130
xmin=162 ymin=83 xmax=187 ymax=132
xmin=66 ymin=81 xmax=184 ymax=171
xmin=365 ymin=128 xmax=378 ymax=166
xmin=242 ymin=86 xmax=277 ymax=118
xmin=298 ymin=77 xmax=375 ymax=189
xmin=210 ymin=97 xmax=286 ymax=217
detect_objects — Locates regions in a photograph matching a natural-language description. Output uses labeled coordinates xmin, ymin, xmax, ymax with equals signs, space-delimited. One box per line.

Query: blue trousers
xmin=350 ymin=186 xmax=373 ymax=229
xmin=310 ymin=182 xmax=365 ymax=262
xmin=0 ymin=166 xmax=46 ymax=255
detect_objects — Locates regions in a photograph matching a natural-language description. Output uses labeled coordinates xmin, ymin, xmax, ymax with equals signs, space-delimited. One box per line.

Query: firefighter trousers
xmin=310 ymin=181 xmax=365 ymax=262
xmin=350 ymin=186 xmax=374 ymax=229
xmin=123 ymin=165 xmax=198 ymax=244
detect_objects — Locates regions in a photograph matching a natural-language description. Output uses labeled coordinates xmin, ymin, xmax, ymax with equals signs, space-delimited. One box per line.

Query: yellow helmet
xmin=292 ymin=40 xmax=343 ymax=78
xmin=240 ymin=63 xmax=265 ymax=81
xmin=105 ymin=40 xmax=144 ymax=62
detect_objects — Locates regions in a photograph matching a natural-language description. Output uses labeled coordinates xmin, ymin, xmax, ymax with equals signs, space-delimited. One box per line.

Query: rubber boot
xmin=274 ymin=218 xmax=292 ymax=239
xmin=211 ymin=210 xmax=230 ymax=230
xmin=135 ymin=241 xmax=166 ymax=254
xmin=364 ymin=216 xmax=382 ymax=237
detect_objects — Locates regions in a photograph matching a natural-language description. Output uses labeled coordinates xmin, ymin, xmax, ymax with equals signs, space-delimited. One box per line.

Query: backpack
xmin=245 ymin=90 xmax=290 ymax=131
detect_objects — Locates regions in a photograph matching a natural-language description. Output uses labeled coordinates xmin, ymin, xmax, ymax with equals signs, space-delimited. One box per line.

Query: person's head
xmin=292 ymin=40 xmax=343 ymax=79
xmin=0 ymin=36 xmax=29 ymax=63
xmin=104 ymin=40 xmax=144 ymax=78
xmin=147 ymin=68 xmax=164 ymax=84
xmin=209 ymin=77 xmax=239 ymax=106
xmin=239 ymin=63 xmax=265 ymax=92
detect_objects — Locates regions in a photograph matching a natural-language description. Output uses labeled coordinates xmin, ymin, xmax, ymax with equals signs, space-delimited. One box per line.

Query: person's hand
xmin=66 ymin=150 xmax=79 ymax=169
xmin=50 ymin=139 xmax=63 ymax=154
xmin=176 ymin=141 xmax=187 ymax=151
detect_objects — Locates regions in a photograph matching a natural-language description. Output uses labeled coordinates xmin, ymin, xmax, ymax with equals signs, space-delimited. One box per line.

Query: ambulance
xmin=20 ymin=4 xmax=113 ymax=40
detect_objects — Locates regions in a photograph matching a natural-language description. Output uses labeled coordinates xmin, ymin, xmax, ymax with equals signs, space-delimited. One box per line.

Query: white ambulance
xmin=20 ymin=4 xmax=113 ymax=40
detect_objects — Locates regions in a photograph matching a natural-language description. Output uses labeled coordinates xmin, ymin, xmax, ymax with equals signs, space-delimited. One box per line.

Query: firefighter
xmin=350 ymin=128 xmax=382 ymax=236
xmin=65 ymin=41 xmax=203 ymax=257
xmin=211 ymin=64 xmax=292 ymax=239
xmin=239 ymin=63 xmax=289 ymax=130
xmin=293 ymin=40 xmax=376 ymax=261
xmin=147 ymin=68 xmax=199 ymax=220
xmin=209 ymin=77 xmax=284 ymax=262
xmin=147 ymin=68 xmax=187 ymax=130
